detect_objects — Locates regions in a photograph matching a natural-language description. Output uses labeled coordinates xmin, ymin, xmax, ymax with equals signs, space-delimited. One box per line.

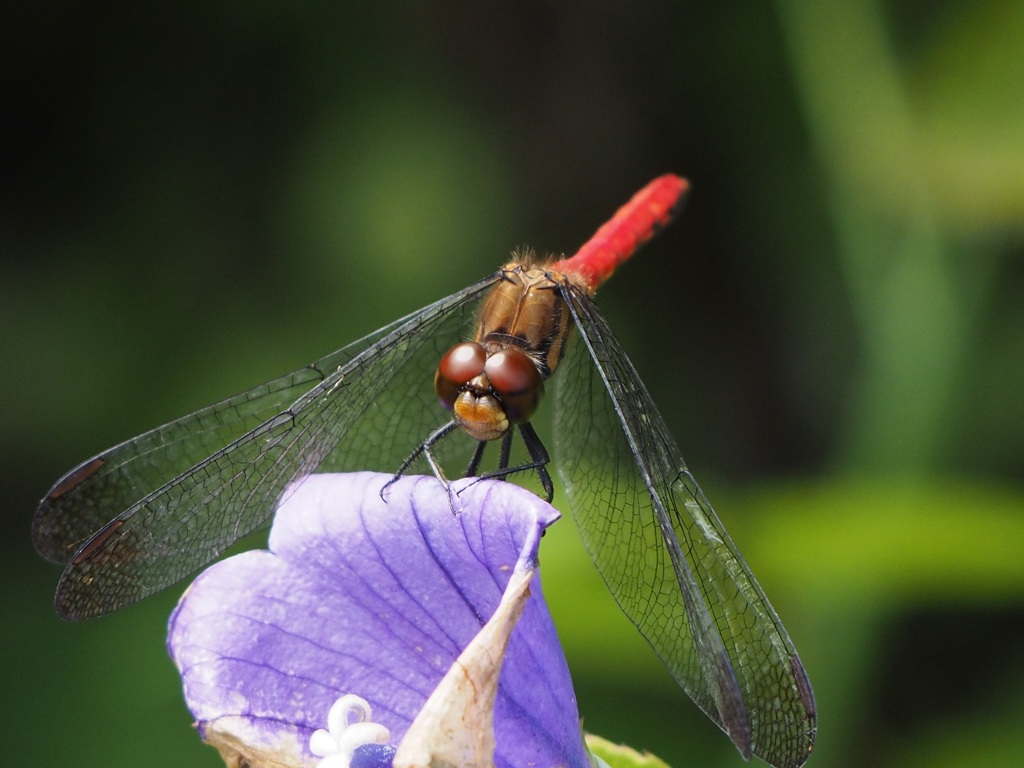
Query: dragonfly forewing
xmin=36 ymin=275 xmax=500 ymax=619
xmin=33 ymin=365 xmax=333 ymax=565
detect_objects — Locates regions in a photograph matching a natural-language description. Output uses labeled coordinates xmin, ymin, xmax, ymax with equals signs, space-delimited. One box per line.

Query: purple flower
xmin=167 ymin=472 xmax=589 ymax=768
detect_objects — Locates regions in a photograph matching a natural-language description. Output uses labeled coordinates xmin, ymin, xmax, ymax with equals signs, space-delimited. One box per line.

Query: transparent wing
xmin=32 ymin=274 xmax=500 ymax=619
xmin=553 ymin=285 xmax=816 ymax=768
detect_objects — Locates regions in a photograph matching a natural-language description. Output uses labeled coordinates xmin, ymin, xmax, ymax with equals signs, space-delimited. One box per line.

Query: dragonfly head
xmin=435 ymin=342 xmax=543 ymax=441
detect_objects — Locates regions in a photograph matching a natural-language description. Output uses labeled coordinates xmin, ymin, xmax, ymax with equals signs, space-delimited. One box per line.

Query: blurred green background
xmin=3 ymin=1 xmax=1023 ymax=766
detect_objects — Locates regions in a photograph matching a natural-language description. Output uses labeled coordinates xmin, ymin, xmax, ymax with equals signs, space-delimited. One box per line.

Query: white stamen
xmin=310 ymin=694 xmax=390 ymax=768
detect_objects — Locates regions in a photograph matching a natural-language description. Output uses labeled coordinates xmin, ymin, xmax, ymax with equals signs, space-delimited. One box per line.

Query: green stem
xmin=774 ymin=0 xmax=969 ymax=473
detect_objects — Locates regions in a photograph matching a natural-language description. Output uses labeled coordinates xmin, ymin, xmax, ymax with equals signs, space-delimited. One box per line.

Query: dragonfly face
xmin=435 ymin=342 xmax=541 ymax=441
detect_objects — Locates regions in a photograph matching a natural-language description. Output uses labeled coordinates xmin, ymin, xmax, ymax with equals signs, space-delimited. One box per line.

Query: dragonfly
xmin=33 ymin=175 xmax=816 ymax=768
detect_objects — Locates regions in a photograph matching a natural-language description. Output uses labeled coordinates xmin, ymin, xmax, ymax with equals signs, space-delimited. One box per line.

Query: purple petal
xmin=351 ymin=743 xmax=398 ymax=768
xmin=167 ymin=472 xmax=588 ymax=768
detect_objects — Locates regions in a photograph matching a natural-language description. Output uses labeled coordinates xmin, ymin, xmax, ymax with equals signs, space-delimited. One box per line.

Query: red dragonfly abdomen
xmin=550 ymin=173 xmax=688 ymax=294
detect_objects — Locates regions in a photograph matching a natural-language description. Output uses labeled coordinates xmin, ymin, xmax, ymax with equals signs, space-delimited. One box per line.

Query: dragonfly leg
xmin=518 ymin=422 xmax=553 ymax=502
xmin=382 ymin=420 xmax=459 ymax=502
xmin=464 ymin=431 xmax=513 ymax=483
xmin=473 ymin=422 xmax=554 ymax=502
xmin=497 ymin=430 xmax=514 ymax=479
xmin=463 ymin=439 xmax=489 ymax=478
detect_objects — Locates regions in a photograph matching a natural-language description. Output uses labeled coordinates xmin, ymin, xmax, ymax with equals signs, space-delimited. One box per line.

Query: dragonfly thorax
xmin=475 ymin=262 xmax=575 ymax=378
xmin=433 ymin=260 xmax=575 ymax=444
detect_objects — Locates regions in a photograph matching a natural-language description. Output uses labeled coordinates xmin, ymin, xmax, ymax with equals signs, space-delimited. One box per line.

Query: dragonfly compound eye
xmin=435 ymin=342 xmax=487 ymax=411
xmin=484 ymin=348 xmax=543 ymax=423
